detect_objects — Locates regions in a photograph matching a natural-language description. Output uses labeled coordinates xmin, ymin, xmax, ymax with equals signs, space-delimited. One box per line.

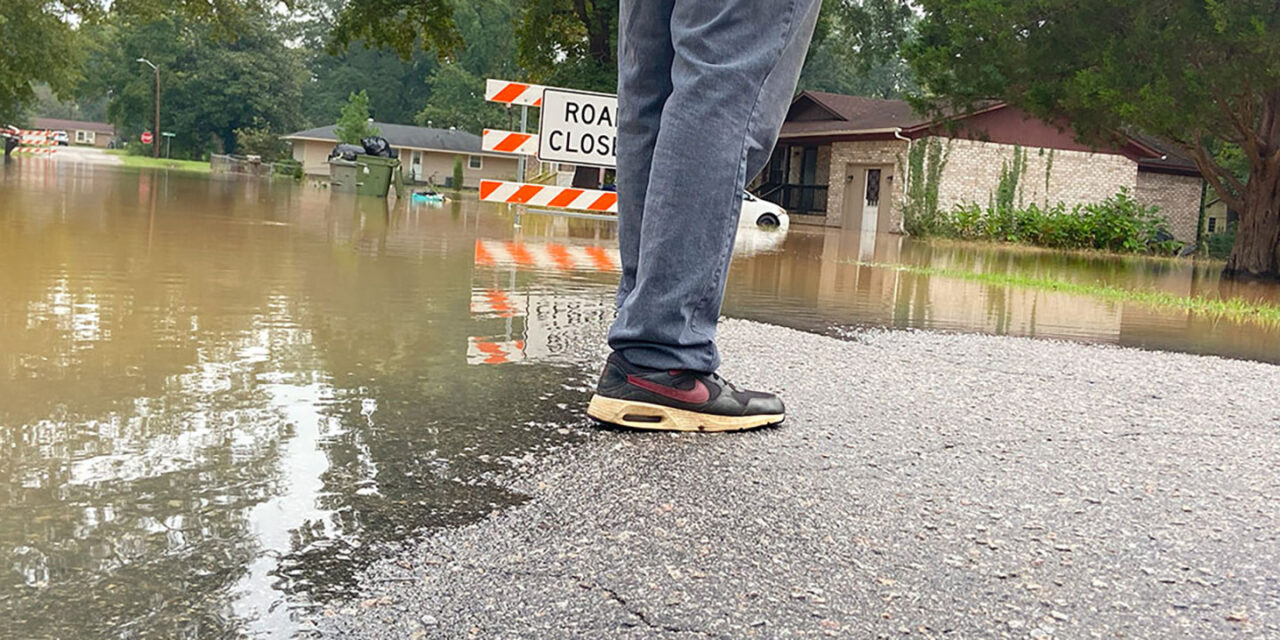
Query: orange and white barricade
xmin=482 ymin=129 xmax=539 ymax=155
xmin=19 ymin=130 xmax=57 ymax=155
xmin=479 ymin=180 xmax=617 ymax=213
xmin=485 ymin=80 xmax=547 ymax=107
xmin=474 ymin=239 xmax=619 ymax=272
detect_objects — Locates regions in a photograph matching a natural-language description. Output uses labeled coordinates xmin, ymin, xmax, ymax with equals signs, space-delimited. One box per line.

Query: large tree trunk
xmin=1224 ymin=163 xmax=1280 ymax=280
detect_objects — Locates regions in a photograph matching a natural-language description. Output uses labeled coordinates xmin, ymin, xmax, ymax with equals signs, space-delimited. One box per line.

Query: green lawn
xmin=105 ymin=150 xmax=211 ymax=173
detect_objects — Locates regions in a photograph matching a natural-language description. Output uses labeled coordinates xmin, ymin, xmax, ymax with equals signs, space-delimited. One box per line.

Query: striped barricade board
xmin=18 ymin=130 xmax=58 ymax=155
xmin=482 ymin=129 xmax=538 ymax=155
xmin=485 ymin=80 xmax=548 ymax=107
xmin=483 ymin=79 xmax=619 ymax=214
xmin=478 ymin=180 xmax=617 ymax=214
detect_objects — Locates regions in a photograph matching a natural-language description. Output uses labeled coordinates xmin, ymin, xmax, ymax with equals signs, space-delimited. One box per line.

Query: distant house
xmin=283 ymin=122 xmax=519 ymax=188
xmin=32 ymin=117 xmax=116 ymax=148
xmin=1204 ymin=196 xmax=1236 ymax=235
xmin=761 ymin=91 xmax=1204 ymax=242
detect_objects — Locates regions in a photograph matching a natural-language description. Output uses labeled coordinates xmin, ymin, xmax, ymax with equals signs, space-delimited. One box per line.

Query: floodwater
xmin=1 ymin=160 xmax=1278 ymax=638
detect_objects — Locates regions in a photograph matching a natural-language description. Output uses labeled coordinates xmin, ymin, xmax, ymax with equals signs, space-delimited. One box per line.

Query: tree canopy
xmin=0 ymin=1 xmax=82 ymax=123
xmin=81 ymin=10 xmax=305 ymax=157
xmin=909 ymin=0 xmax=1280 ymax=278
xmin=335 ymin=89 xmax=379 ymax=143
xmin=799 ymin=0 xmax=918 ymax=98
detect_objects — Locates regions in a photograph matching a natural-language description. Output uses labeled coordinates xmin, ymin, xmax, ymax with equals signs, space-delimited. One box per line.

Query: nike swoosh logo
xmin=626 ymin=375 xmax=711 ymax=404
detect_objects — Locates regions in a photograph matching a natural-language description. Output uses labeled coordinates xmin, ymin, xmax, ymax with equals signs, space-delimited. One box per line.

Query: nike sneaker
xmin=586 ymin=352 xmax=785 ymax=432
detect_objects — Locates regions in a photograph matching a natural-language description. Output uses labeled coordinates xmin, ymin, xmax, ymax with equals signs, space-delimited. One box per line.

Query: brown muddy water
xmin=1 ymin=160 xmax=1278 ymax=638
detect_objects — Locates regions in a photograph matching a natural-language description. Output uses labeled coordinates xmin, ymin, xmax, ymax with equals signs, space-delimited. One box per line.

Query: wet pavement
xmin=1 ymin=159 xmax=1279 ymax=638
xmin=318 ymin=320 xmax=1280 ymax=639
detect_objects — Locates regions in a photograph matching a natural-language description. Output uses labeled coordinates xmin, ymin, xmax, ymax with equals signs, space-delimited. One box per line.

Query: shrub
xmin=1207 ymin=223 xmax=1237 ymax=260
xmin=920 ymin=189 xmax=1179 ymax=255
xmin=452 ymin=155 xmax=465 ymax=190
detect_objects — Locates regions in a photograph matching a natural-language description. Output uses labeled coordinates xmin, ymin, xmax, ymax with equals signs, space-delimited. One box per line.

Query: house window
xmin=1208 ymin=218 xmax=1218 ymax=233
xmin=468 ymin=155 xmax=483 ymax=169
xmin=76 ymin=130 xmax=94 ymax=144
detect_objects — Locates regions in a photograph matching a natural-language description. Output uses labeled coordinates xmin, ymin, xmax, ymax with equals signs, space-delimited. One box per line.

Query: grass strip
xmin=105 ymin=150 xmax=211 ymax=173
xmin=846 ymin=260 xmax=1280 ymax=326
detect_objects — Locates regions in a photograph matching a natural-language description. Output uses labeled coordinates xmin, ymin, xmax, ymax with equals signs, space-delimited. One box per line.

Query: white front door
xmin=861 ymin=168 xmax=882 ymax=236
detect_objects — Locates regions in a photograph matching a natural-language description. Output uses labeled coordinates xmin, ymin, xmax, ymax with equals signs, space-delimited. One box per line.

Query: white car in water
xmin=741 ymin=190 xmax=789 ymax=230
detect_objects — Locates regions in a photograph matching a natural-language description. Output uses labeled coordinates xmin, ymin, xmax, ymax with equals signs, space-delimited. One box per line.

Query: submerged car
xmin=52 ymin=131 xmax=69 ymax=146
xmin=741 ymin=190 xmax=788 ymax=229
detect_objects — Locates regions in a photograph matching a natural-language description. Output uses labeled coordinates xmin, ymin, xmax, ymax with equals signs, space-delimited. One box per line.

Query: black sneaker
xmin=586 ymin=352 xmax=785 ymax=432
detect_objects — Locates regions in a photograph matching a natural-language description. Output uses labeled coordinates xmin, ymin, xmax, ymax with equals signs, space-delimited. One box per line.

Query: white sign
xmin=537 ymin=88 xmax=618 ymax=168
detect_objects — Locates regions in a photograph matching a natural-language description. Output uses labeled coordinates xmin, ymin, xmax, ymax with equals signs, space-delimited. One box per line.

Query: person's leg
xmin=608 ymin=0 xmax=821 ymax=372
xmin=614 ymin=0 xmax=677 ymax=311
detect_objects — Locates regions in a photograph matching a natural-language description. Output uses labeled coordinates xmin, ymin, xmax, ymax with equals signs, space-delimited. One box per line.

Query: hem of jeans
xmin=611 ymin=344 xmax=717 ymax=374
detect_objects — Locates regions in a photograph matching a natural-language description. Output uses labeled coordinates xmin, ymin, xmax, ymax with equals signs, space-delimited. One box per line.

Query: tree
xmin=234 ymin=120 xmax=290 ymax=160
xmin=0 ymin=1 xmax=82 ymax=123
xmin=514 ymin=0 xmax=617 ymax=91
xmin=85 ymin=10 xmax=305 ymax=158
xmin=799 ymin=0 xmax=918 ymax=98
xmin=2 ymin=0 xmax=300 ymax=124
xmin=292 ymin=0 xmax=438 ymax=126
xmin=415 ymin=64 xmax=508 ymax=133
xmin=908 ymin=0 xmax=1280 ymax=279
xmin=335 ymin=90 xmax=380 ymax=143
xmin=330 ymin=0 xmax=616 ymax=91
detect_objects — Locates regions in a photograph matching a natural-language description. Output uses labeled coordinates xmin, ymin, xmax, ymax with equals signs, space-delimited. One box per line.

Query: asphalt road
xmin=314 ymin=319 xmax=1280 ymax=639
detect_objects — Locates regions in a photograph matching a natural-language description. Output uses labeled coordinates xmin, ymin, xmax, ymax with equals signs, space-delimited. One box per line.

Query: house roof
xmin=781 ymin=91 xmax=1200 ymax=176
xmin=284 ymin=122 xmax=486 ymax=155
xmin=32 ymin=117 xmax=115 ymax=134
xmin=1125 ymin=131 xmax=1199 ymax=174
xmin=780 ymin=92 xmax=928 ymax=136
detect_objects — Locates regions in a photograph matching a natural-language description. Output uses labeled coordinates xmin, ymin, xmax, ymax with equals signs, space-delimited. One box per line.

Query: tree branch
xmin=1187 ymin=140 xmax=1246 ymax=211
xmin=1216 ymin=93 xmax=1264 ymax=166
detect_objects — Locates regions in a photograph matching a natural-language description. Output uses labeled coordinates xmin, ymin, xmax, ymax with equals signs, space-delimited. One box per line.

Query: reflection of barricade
xmin=474 ymin=239 xmax=620 ymax=272
xmin=467 ymin=337 xmax=526 ymax=365
xmin=470 ymin=288 xmax=526 ymax=318
xmin=468 ymin=289 xmax=615 ymax=365
xmin=19 ymin=130 xmax=58 ymax=156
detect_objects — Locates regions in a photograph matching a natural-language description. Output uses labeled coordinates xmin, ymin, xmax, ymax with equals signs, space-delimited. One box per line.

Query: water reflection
xmin=4 ymin=159 xmax=1280 ymax=639
xmin=727 ymin=227 xmax=1280 ymax=362
xmin=0 ymin=164 xmax=604 ymax=638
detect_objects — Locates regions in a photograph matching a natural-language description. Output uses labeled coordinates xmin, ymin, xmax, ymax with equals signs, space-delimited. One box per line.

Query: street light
xmin=137 ymin=58 xmax=159 ymax=158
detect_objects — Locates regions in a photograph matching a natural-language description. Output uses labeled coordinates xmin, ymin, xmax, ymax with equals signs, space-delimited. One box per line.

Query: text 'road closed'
xmin=538 ymin=89 xmax=618 ymax=168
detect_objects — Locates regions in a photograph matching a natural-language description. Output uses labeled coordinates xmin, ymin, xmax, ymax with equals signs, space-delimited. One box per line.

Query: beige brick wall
xmin=1136 ymin=172 xmax=1203 ymax=243
xmin=824 ymin=139 xmax=909 ymax=229
xmin=934 ymin=138 xmax=1137 ymax=212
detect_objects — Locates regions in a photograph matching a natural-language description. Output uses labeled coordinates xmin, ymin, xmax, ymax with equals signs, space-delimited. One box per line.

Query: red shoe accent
xmin=626 ymin=375 xmax=711 ymax=404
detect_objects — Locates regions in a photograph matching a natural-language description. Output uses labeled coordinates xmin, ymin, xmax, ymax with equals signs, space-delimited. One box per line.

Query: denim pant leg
xmin=608 ymin=0 xmax=821 ymax=372
xmin=614 ymin=0 xmax=677 ymax=311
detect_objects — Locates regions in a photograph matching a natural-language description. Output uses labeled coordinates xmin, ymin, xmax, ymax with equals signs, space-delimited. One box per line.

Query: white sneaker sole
xmin=586 ymin=395 xmax=784 ymax=432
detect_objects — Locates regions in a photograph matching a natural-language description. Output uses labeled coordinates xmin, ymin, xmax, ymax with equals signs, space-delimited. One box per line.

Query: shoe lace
xmin=708 ymin=371 xmax=743 ymax=393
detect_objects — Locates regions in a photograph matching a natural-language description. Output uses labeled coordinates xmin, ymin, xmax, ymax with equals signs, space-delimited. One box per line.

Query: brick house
xmin=31 ymin=117 xmax=116 ymax=148
xmin=759 ymin=91 xmax=1204 ymax=242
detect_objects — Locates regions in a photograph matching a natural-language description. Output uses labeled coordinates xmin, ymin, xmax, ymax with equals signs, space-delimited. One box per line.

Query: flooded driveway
xmin=1 ymin=161 xmax=1277 ymax=638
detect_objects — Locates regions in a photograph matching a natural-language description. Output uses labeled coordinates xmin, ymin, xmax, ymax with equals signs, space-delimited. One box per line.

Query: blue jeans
xmin=607 ymin=0 xmax=821 ymax=372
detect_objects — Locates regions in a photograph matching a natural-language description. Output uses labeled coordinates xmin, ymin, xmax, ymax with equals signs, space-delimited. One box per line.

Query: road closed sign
xmin=537 ymin=88 xmax=618 ymax=168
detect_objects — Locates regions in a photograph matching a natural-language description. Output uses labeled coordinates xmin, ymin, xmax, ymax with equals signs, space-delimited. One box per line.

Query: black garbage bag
xmin=328 ymin=143 xmax=365 ymax=162
xmin=361 ymin=136 xmax=393 ymax=157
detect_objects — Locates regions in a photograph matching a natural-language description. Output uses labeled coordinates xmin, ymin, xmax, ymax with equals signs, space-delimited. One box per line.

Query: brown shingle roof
xmin=31 ymin=118 xmax=115 ymax=134
xmin=781 ymin=92 xmax=927 ymax=136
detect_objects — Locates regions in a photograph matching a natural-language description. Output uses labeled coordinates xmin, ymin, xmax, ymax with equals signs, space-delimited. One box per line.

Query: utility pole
xmin=137 ymin=58 xmax=160 ymax=158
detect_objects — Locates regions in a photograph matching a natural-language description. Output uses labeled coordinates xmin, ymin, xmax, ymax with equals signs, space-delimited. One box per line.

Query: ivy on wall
xmin=901 ymin=137 xmax=952 ymax=235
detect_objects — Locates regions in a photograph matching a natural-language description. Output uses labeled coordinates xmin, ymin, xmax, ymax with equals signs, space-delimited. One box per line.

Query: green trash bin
xmin=354 ymin=155 xmax=401 ymax=198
